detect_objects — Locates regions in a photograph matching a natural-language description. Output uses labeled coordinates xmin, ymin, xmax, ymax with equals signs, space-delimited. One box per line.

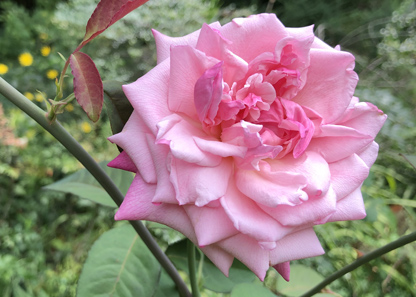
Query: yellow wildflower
xmin=65 ymin=103 xmax=74 ymax=112
xmin=24 ymin=92 xmax=34 ymax=101
xmin=35 ymin=93 xmax=44 ymax=102
xmin=18 ymin=52 xmax=33 ymax=67
xmin=41 ymin=46 xmax=51 ymax=57
xmin=0 ymin=63 xmax=8 ymax=75
xmin=46 ymin=69 xmax=58 ymax=80
xmin=81 ymin=122 xmax=92 ymax=133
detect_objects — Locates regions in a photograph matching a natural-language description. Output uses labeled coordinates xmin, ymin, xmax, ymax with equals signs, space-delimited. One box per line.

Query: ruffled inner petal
xmin=168 ymin=45 xmax=221 ymax=121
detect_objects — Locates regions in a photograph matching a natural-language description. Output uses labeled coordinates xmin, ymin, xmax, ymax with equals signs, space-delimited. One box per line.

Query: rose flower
xmin=108 ymin=14 xmax=386 ymax=281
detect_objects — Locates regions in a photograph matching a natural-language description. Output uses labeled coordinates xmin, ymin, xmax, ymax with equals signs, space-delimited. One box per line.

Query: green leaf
xmin=70 ymin=51 xmax=103 ymax=122
xmin=43 ymin=161 xmax=133 ymax=207
xmin=12 ymin=283 xmax=32 ymax=297
xmin=77 ymin=225 xmax=161 ymax=297
xmin=384 ymin=198 xmax=416 ymax=208
xmin=230 ymin=283 xmax=276 ymax=297
xmin=153 ymin=269 xmax=180 ymax=297
xmin=103 ymin=80 xmax=133 ymax=136
xmin=166 ymin=239 xmax=256 ymax=293
xmin=277 ymin=265 xmax=325 ymax=296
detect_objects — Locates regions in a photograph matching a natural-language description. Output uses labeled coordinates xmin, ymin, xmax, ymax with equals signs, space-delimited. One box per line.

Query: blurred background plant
xmin=0 ymin=0 xmax=415 ymax=296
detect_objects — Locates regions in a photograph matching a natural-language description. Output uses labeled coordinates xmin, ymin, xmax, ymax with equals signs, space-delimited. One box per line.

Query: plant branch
xmin=300 ymin=231 xmax=416 ymax=297
xmin=187 ymin=240 xmax=200 ymax=297
xmin=0 ymin=77 xmax=191 ymax=297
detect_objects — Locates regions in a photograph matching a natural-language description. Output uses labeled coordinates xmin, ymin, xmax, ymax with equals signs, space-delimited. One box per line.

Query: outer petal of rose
xmin=184 ymin=205 xmax=239 ymax=246
xmin=235 ymin=167 xmax=308 ymax=207
xmin=269 ymin=228 xmax=324 ymax=264
xmin=122 ymin=59 xmax=171 ymax=135
xmin=273 ymin=261 xmax=290 ymax=282
xmin=170 ymin=156 xmax=232 ymax=206
xmin=115 ymin=175 xmax=234 ymax=276
xmin=168 ymin=45 xmax=221 ymax=121
xmin=199 ymin=245 xmax=234 ymax=277
xmin=143 ymin=134 xmax=177 ymax=204
xmin=196 ymin=23 xmax=248 ymax=83
xmin=108 ymin=113 xmax=157 ymax=183
xmin=193 ymin=136 xmax=247 ymax=158
xmin=220 ymin=13 xmax=288 ymax=63
xmin=115 ymin=176 xmax=193 ymax=237
xmin=357 ymin=141 xmax=379 ymax=168
xmin=329 ymin=153 xmax=369 ymax=200
xmin=220 ymin=182 xmax=296 ymax=243
xmin=152 ymin=22 xmax=221 ymax=64
xmin=335 ymin=102 xmax=387 ymax=139
xmin=260 ymin=186 xmax=337 ymax=227
xmin=285 ymin=25 xmax=314 ymax=44
xmin=293 ymin=48 xmax=358 ymax=124
xmin=156 ymin=114 xmax=222 ymax=166
xmin=217 ymin=233 xmax=270 ymax=281
xmin=307 ymin=125 xmax=373 ymax=163
xmin=327 ymin=187 xmax=366 ymax=222
xmin=108 ymin=151 xmax=138 ymax=173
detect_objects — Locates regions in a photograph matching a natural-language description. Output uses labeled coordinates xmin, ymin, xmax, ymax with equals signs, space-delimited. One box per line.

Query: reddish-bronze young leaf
xmin=75 ymin=0 xmax=149 ymax=52
xmin=70 ymin=51 xmax=103 ymax=122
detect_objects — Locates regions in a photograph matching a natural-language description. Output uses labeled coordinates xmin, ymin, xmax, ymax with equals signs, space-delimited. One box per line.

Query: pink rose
xmin=108 ymin=13 xmax=386 ymax=281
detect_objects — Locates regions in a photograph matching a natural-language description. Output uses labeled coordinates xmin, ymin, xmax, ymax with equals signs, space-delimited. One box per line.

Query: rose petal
xmin=108 ymin=151 xmax=138 ymax=173
xmin=193 ymin=136 xmax=247 ymax=158
xmin=144 ymin=134 xmax=177 ymax=204
xmin=307 ymin=125 xmax=373 ymax=163
xmin=170 ymin=156 xmax=232 ymax=206
xmin=260 ymin=186 xmax=337 ymax=226
xmin=156 ymin=114 xmax=222 ymax=166
xmin=327 ymin=187 xmax=366 ymax=222
xmin=269 ymin=228 xmax=324 ymax=264
xmin=122 ymin=59 xmax=171 ymax=135
xmin=194 ymin=61 xmax=224 ymax=124
xmin=268 ymin=152 xmax=331 ymax=198
xmin=329 ymin=153 xmax=369 ymax=200
xmin=217 ymin=233 xmax=270 ymax=281
xmin=220 ymin=13 xmax=288 ymax=63
xmin=235 ymin=163 xmax=308 ymax=207
xmin=168 ymin=45 xmax=221 ymax=121
xmin=357 ymin=141 xmax=379 ymax=168
xmin=293 ymin=48 xmax=358 ymax=124
xmin=220 ymin=181 xmax=296 ymax=243
xmin=115 ymin=174 xmax=234 ymax=277
xmin=184 ymin=205 xmax=239 ymax=246
xmin=335 ymin=101 xmax=387 ymax=138
xmin=152 ymin=22 xmax=221 ymax=64
xmin=199 ymin=244 xmax=234 ymax=277
xmin=108 ymin=113 xmax=157 ymax=183
xmin=196 ymin=23 xmax=248 ymax=83
xmin=273 ymin=261 xmax=290 ymax=282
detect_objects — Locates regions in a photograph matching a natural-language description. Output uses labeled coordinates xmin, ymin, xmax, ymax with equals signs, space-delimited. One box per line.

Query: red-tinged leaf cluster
xmin=70 ymin=52 xmax=103 ymax=122
xmin=69 ymin=0 xmax=148 ymax=121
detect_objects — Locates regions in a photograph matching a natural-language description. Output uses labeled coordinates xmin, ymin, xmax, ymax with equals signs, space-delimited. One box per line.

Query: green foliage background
xmin=0 ymin=0 xmax=416 ymax=296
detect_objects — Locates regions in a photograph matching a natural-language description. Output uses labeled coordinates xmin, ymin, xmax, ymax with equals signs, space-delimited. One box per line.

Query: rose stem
xmin=187 ymin=240 xmax=201 ymax=297
xmin=0 ymin=77 xmax=192 ymax=297
xmin=300 ymin=231 xmax=416 ymax=297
